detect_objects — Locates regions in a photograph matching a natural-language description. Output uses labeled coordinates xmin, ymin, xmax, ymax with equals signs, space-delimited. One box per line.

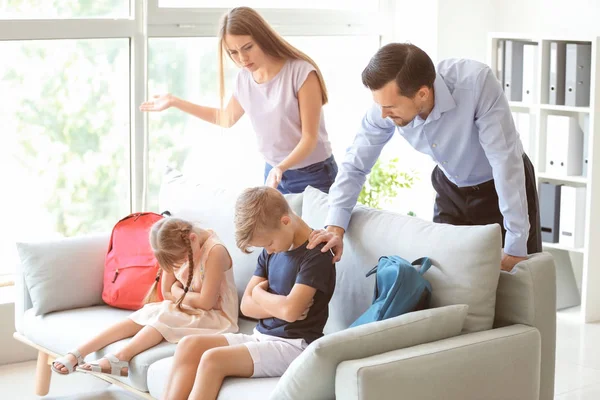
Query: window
xmin=157 ymin=0 xmax=376 ymax=11
xmin=147 ymin=37 xmax=262 ymax=212
xmin=145 ymin=35 xmax=380 ymax=211
xmin=0 ymin=38 xmax=130 ymax=277
xmin=286 ymin=36 xmax=380 ymax=158
xmin=1 ymin=0 xmax=388 ymax=286
xmin=0 ymin=0 xmax=129 ymax=19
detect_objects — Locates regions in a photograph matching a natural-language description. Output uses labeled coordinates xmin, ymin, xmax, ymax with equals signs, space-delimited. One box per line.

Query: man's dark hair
xmin=361 ymin=43 xmax=436 ymax=98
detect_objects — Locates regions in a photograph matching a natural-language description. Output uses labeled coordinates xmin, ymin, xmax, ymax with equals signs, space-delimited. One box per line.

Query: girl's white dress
xmin=129 ymin=232 xmax=239 ymax=343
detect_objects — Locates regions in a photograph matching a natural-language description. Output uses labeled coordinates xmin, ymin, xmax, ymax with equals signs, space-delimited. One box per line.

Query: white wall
xmin=436 ymin=0 xmax=499 ymax=62
xmin=0 ymin=302 xmax=37 ymax=366
xmin=494 ymin=0 xmax=600 ymax=38
xmin=388 ymin=0 xmax=600 ymax=220
xmin=432 ymin=0 xmax=600 ymax=63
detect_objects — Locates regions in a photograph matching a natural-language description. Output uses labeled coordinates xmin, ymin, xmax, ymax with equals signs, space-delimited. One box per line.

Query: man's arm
xmin=474 ymin=66 xmax=530 ymax=262
xmin=240 ymin=276 xmax=275 ymax=319
xmin=252 ymin=281 xmax=317 ymax=323
xmin=325 ymin=103 xmax=396 ymax=231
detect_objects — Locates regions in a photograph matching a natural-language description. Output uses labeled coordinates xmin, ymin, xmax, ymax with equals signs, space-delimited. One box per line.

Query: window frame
xmin=0 ymin=0 xmax=391 ymax=285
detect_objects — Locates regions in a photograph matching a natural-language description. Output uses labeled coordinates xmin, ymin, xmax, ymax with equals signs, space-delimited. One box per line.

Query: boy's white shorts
xmin=223 ymin=328 xmax=308 ymax=377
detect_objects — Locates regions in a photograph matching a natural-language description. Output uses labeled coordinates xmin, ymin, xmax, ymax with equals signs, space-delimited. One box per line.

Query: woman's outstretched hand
xmin=140 ymin=94 xmax=174 ymax=112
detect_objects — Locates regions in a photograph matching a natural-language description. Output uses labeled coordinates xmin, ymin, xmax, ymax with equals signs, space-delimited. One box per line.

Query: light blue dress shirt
xmin=325 ymin=59 xmax=529 ymax=257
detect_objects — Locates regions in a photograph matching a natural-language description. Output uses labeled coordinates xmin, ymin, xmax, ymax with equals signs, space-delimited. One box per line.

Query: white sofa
xmin=14 ymin=171 xmax=556 ymax=400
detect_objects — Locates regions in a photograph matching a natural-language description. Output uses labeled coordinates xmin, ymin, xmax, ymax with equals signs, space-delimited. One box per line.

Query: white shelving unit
xmin=489 ymin=33 xmax=600 ymax=323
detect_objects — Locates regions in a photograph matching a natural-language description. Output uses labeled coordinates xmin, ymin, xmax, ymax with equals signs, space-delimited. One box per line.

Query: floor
xmin=0 ymin=360 xmax=141 ymax=399
xmin=1 ymin=311 xmax=600 ymax=399
xmin=553 ymin=309 xmax=600 ymax=399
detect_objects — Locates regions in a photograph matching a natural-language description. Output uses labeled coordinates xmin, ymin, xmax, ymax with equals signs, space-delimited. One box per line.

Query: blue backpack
xmin=350 ymin=256 xmax=433 ymax=328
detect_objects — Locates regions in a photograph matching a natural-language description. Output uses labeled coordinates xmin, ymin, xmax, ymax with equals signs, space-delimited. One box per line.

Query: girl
xmin=140 ymin=6 xmax=338 ymax=194
xmin=50 ymin=217 xmax=238 ymax=377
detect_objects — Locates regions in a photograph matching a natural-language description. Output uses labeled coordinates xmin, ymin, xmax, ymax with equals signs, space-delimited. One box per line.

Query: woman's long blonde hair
xmin=143 ymin=218 xmax=205 ymax=310
xmin=218 ymin=6 xmax=328 ymax=123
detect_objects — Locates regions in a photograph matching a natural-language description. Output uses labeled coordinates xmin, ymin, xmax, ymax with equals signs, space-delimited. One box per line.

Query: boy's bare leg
xmin=161 ymin=335 xmax=229 ymax=400
xmin=189 ymin=344 xmax=254 ymax=400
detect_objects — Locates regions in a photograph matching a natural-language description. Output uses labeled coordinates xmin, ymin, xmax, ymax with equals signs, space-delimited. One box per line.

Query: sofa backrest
xmin=160 ymin=171 xmax=504 ymax=335
xmin=300 ymin=187 xmax=502 ymax=334
xmin=158 ymin=168 xmax=303 ymax=303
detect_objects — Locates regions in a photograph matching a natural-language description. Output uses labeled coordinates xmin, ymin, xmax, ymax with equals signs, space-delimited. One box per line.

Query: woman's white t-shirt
xmin=233 ymin=58 xmax=332 ymax=169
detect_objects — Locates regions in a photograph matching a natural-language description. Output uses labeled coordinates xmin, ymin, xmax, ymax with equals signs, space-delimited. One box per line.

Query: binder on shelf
xmin=582 ymin=115 xmax=590 ymax=177
xmin=559 ymin=186 xmax=586 ymax=248
xmin=565 ymin=43 xmax=592 ymax=107
xmin=540 ymin=182 xmax=562 ymax=243
xmin=496 ymin=39 xmax=505 ymax=86
xmin=545 ymin=115 xmax=583 ymax=176
xmin=548 ymin=41 xmax=566 ymax=105
xmin=512 ymin=111 xmax=532 ymax=155
xmin=522 ymin=43 xmax=538 ymax=103
xmin=504 ymin=40 xmax=524 ymax=102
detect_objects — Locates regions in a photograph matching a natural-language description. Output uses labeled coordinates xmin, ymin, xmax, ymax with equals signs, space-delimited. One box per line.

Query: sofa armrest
xmin=495 ymin=252 xmax=556 ymax=400
xmin=335 ymin=325 xmax=540 ymax=400
xmin=15 ymin=233 xmax=110 ymax=317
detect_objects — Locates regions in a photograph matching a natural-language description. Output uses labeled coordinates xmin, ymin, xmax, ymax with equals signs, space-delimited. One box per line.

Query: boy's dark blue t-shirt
xmin=253 ymin=241 xmax=336 ymax=344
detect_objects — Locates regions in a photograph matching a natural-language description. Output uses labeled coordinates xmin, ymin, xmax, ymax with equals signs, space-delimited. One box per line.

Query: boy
xmin=161 ymin=187 xmax=336 ymax=400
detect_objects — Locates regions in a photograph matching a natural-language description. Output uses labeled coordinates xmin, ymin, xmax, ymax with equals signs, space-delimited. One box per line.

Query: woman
xmin=140 ymin=6 xmax=337 ymax=194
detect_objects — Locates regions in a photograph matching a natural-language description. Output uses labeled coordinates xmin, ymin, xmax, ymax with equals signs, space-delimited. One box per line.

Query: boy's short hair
xmin=234 ymin=186 xmax=291 ymax=253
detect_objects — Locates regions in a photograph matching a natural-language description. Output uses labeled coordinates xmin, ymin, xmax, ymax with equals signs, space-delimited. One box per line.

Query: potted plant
xmin=358 ymin=157 xmax=418 ymax=214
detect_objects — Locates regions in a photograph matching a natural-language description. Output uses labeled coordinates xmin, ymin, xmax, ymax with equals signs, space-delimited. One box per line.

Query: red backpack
xmin=102 ymin=212 xmax=167 ymax=310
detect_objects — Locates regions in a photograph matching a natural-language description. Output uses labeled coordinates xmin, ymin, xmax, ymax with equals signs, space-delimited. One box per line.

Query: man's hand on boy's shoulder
xmin=307 ymin=227 xmax=344 ymax=263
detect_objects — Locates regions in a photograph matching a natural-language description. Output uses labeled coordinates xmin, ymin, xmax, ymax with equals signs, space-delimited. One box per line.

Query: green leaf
xmin=358 ymin=158 xmax=419 ymax=210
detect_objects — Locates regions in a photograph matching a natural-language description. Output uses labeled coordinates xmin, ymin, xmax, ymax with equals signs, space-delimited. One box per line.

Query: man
xmin=307 ymin=43 xmax=541 ymax=272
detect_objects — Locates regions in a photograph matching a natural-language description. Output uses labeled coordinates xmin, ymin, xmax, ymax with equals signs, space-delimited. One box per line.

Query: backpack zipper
xmin=112 ymin=269 xmax=120 ymax=283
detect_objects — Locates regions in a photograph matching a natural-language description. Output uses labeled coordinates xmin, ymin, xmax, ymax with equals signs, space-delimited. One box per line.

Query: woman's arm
xmin=275 ymin=71 xmax=323 ymax=172
xmin=140 ymin=94 xmax=245 ymax=128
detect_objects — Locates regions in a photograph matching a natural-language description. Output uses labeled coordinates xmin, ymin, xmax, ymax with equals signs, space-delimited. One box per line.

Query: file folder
xmin=540 ymin=182 xmax=561 ymax=243
xmin=504 ymin=40 xmax=524 ymax=102
xmin=496 ymin=39 xmax=505 ymax=86
xmin=582 ymin=115 xmax=589 ymax=177
xmin=559 ymin=186 xmax=586 ymax=248
xmin=565 ymin=43 xmax=591 ymax=107
xmin=549 ymin=42 xmax=566 ymax=105
xmin=522 ymin=43 xmax=538 ymax=103
xmin=512 ymin=111 xmax=532 ymax=155
xmin=546 ymin=115 xmax=583 ymax=176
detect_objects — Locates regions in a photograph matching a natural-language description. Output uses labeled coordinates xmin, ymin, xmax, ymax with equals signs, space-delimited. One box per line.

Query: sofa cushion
xmin=301 ymin=186 xmax=501 ymax=334
xmin=159 ymin=167 xmax=304 ymax=304
xmin=16 ymin=233 xmax=109 ymax=316
xmin=22 ymin=303 xmax=258 ymax=393
xmin=148 ymin=357 xmax=279 ymax=400
xmin=269 ymin=304 xmax=468 ymax=400
xmin=22 ymin=305 xmax=175 ymax=392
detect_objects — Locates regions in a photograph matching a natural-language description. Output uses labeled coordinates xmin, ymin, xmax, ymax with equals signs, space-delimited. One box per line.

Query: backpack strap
xmin=412 ymin=257 xmax=432 ymax=275
xmin=365 ymin=256 xmax=388 ymax=278
xmin=365 ymin=265 xmax=378 ymax=277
